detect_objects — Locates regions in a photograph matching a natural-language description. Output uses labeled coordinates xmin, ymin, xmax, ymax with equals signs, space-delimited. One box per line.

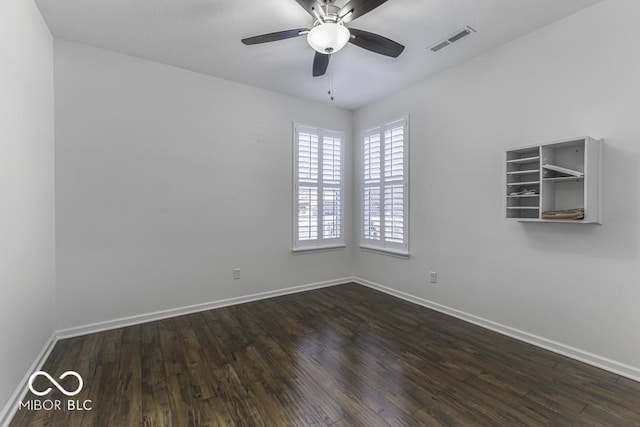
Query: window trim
xmin=360 ymin=116 xmax=410 ymax=256
xmin=292 ymin=122 xmax=346 ymax=252
xmin=360 ymin=245 xmax=410 ymax=259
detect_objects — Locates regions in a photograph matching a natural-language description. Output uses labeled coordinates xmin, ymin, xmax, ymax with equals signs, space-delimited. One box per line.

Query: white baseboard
xmin=0 ymin=332 xmax=57 ymax=427
xmin=56 ymin=277 xmax=353 ymax=339
xmin=354 ymin=277 xmax=640 ymax=383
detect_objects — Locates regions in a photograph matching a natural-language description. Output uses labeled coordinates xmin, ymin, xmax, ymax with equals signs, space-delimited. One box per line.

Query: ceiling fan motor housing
xmin=311 ymin=3 xmax=341 ymax=25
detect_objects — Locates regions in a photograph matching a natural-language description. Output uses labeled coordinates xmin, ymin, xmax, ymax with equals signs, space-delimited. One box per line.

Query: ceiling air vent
xmin=428 ymin=26 xmax=476 ymax=53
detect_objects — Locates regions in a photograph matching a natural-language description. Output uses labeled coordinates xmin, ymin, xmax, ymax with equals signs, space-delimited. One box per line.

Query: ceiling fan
xmin=241 ymin=0 xmax=405 ymax=77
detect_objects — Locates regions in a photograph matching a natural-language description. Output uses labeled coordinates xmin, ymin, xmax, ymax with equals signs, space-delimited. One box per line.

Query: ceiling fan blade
xmin=338 ymin=0 xmax=388 ymax=23
xmin=312 ymin=51 xmax=330 ymax=77
xmin=348 ymin=28 xmax=404 ymax=57
xmin=241 ymin=29 xmax=308 ymax=45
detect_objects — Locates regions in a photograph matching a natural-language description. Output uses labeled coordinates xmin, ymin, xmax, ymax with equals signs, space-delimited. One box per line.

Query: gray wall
xmin=354 ymin=0 xmax=640 ymax=377
xmin=53 ymin=40 xmax=354 ymax=330
xmin=0 ymin=0 xmax=55 ymax=421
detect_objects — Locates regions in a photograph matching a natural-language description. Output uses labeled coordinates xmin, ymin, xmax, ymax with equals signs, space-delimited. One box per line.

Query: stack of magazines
xmin=541 ymin=208 xmax=584 ymax=220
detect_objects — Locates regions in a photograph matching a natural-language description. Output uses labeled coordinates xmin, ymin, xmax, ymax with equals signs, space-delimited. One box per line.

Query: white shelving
xmin=507 ymin=180 xmax=540 ymax=186
xmin=505 ymin=136 xmax=603 ymax=223
xmin=507 ymin=170 xmax=540 ymax=175
xmin=506 ymin=156 xmax=540 ymax=164
xmin=542 ymin=176 xmax=584 ymax=183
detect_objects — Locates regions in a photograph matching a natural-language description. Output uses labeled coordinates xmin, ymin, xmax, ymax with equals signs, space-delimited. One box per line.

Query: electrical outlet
xmin=233 ymin=269 xmax=241 ymax=280
xmin=429 ymin=271 xmax=437 ymax=284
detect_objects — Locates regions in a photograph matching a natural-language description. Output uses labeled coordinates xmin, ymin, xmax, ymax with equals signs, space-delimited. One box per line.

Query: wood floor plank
xmin=141 ymin=322 xmax=174 ymax=427
xmin=308 ymin=369 xmax=416 ymax=425
xmin=80 ymin=328 xmax=124 ymax=427
xmin=386 ymin=351 xmax=516 ymax=425
xmin=581 ymin=402 xmax=640 ymax=426
xmin=10 ymin=283 xmax=640 ymax=426
xmin=97 ymin=328 xmax=123 ymax=365
xmin=174 ymin=316 xmax=217 ymax=400
xmin=53 ymin=334 xmax=103 ymax=427
xmin=238 ymin=366 xmax=299 ymax=427
xmin=109 ymin=325 xmax=143 ymax=427
xmin=228 ymin=345 xmax=309 ymax=426
xmin=251 ymin=335 xmax=347 ymax=425
xmin=157 ymin=318 xmax=212 ymax=427
xmin=304 ymin=334 xmax=423 ymax=419
xmin=618 ymin=375 xmax=640 ymax=391
xmin=412 ymin=406 xmax=481 ymax=427
xmin=521 ymin=391 xmax=606 ymax=426
xmin=287 ymin=346 xmax=391 ymax=426
xmin=81 ymin=363 xmax=119 ymax=427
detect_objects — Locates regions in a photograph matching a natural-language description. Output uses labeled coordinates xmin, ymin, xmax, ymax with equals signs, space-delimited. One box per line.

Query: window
xmin=293 ymin=124 xmax=345 ymax=251
xmin=361 ymin=117 xmax=409 ymax=255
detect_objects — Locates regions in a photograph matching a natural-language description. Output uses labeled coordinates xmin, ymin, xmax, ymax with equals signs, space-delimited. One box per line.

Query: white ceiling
xmin=35 ymin=0 xmax=601 ymax=110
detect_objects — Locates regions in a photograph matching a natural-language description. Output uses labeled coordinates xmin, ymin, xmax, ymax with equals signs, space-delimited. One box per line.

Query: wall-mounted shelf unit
xmin=505 ymin=136 xmax=603 ymax=223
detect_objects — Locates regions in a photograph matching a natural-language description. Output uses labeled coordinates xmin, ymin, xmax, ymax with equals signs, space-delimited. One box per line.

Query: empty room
xmin=2 ymin=0 xmax=640 ymax=425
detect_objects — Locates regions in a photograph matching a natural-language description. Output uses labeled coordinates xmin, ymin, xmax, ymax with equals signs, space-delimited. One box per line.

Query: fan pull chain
xmin=327 ymin=71 xmax=335 ymax=101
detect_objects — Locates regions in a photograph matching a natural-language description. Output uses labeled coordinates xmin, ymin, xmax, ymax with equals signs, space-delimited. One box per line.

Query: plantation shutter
xmin=294 ymin=124 xmax=344 ymax=250
xmin=361 ymin=117 xmax=409 ymax=254
xmin=383 ymin=125 xmax=405 ymax=244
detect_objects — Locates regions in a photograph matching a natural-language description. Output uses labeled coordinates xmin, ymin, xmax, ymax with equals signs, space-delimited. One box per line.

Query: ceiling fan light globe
xmin=307 ymin=23 xmax=350 ymax=54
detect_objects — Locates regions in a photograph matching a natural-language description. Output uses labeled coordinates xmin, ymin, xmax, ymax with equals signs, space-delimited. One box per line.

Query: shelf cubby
xmin=505 ymin=137 xmax=602 ymax=223
xmin=505 ymin=146 xmax=541 ymax=220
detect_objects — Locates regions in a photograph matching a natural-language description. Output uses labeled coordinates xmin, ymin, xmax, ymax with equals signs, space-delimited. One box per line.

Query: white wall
xmin=54 ymin=40 xmax=354 ymax=330
xmin=0 ymin=0 xmax=56 ymax=421
xmin=354 ymin=0 xmax=640 ymax=376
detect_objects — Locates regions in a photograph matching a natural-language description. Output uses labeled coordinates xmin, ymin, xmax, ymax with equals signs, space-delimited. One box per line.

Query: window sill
xmin=292 ymin=245 xmax=346 ymax=255
xmin=360 ymin=245 xmax=410 ymax=259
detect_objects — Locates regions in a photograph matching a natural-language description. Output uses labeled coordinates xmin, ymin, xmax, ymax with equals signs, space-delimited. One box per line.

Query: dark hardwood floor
xmin=10 ymin=283 xmax=640 ymax=426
